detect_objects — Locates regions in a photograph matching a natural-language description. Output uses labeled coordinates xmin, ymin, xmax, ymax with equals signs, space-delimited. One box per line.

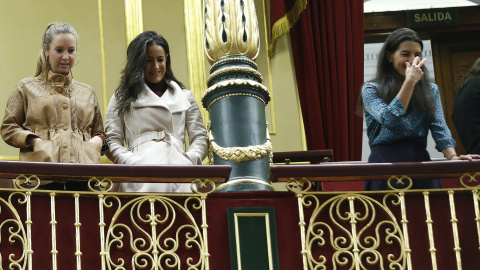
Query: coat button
xmin=63 ymin=103 xmax=68 ymax=109
xmin=62 ymin=143 xmax=68 ymax=148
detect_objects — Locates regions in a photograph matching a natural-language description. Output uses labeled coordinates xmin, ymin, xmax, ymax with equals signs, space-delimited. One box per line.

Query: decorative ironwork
xmin=460 ymin=172 xmax=480 ymax=188
xmin=448 ymin=190 xmax=463 ymax=269
xmin=50 ymin=192 xmax=58 ymax=270
xmin=423 ymin=191 xmax=438 ymax=269
xmin=288 ymin=178 xmax=408 ymax=269
xmin=302 ymin=193 xmax=406 ymax=269
xmin=104 ymin=196 xmax=207 ymax=270
xmin=473 ymin=190 xmax=480 ymax=253
xmin=0 ymin=192 xmax=28 ymax=270
xmin=387 ymin=175 xmax=413 ymax=190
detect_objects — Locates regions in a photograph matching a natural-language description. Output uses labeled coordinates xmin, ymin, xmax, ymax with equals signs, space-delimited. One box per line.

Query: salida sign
xmin=408 ymin=8 xmax=457 ymax=26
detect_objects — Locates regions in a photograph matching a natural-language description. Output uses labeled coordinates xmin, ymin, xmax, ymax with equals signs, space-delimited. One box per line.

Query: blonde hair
xmin=35 ymin=22 xmax=78 ymax=78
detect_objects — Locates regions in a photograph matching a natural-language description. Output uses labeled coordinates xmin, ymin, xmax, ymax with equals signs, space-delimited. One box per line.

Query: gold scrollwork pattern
xmin=105 ymin=196 xmax=207 ymax=270
xmin=88 ymin=177 xmax=115 ymax=192
xmin=300 ymin=192 xmax=406 ymax=269
xmin=460 ymin=172 xmax=480 ymax=188
xmin=387 ymin=175 xmax=413 ymax=190
xmin=13 ymin=174 xmax=41 ymax=190
xmin=0 ymin=192 xmax=28 ymax=269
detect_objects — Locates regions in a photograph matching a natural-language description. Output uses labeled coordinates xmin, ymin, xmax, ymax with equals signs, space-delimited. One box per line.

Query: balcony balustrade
xmin=0 ymin=159 xmax=479 ymax=269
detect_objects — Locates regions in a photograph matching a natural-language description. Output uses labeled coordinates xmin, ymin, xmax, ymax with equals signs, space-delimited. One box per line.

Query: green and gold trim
xmin=227 ymin=207 xmax=280 ymax=270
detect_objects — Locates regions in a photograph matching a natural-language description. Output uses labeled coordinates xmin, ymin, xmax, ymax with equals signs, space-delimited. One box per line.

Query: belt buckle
xmin=154 ymin=130 xmax=165 ymax=142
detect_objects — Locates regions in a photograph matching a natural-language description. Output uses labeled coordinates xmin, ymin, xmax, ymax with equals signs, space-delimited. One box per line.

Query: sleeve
xmin=1 ymin=84 xmax=36 ymax=148
xmin=362 ymin=82 xmax=406 ymax=129
xmin=89 ymin=93 xmax=109 ymax=152
xmin=428 ymin=83 xmax=456 ymax=151
xmin=104 ymin=94 xmax=134 ymax=164
xmin=184 ymin=91 xmax=208 ymax=165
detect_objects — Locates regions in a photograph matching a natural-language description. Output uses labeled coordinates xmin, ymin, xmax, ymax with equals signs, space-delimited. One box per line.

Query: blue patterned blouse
xmin=362 ymin=81 xmax=455 ymax=151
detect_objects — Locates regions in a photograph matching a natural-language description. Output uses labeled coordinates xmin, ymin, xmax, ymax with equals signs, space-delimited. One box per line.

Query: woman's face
xmin=144 ymin=43 xmax=168 ymax=84
xmin=388 ymin=40 xmax=422 ymax=77
xmin=44 ymin=33 xmax=77 ymax=75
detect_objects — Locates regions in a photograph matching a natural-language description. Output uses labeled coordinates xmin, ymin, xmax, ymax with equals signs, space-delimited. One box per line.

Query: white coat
xmin=105 ymin=80 xmax=208 ymax=193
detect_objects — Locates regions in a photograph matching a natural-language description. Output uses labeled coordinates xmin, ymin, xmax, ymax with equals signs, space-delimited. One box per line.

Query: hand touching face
xmin=388 ymin=40 xmax=425 ymax=81
xmin=405 ymin=56 xmax=427 ymax=84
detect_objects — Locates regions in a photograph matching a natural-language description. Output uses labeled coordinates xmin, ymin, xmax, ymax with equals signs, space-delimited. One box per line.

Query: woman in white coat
xmin=105 ymin=31 xmax=208 ymax=193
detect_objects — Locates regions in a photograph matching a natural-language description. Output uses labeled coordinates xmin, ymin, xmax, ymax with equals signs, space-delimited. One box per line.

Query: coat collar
xmin=131 ymin=80 xmax=190 ymax=113
xmin=46 ymin=71 xmax=73 ymax=94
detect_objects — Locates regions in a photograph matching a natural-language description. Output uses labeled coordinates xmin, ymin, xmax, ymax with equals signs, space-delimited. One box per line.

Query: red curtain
xmin=270 ymin=0 xmax=364 ymax=162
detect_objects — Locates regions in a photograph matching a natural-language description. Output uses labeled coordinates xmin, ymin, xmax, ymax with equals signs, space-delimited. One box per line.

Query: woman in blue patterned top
xmin=360 ymin=28 xmax=480 ymax=190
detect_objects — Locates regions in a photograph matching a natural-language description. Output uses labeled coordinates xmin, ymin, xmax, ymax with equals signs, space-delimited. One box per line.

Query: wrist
xmin=448 ymin=154 xmax=458 ymax=160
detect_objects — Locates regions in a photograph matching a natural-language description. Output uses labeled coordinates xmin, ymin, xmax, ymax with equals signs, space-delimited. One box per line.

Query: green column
xmin=202 ymin=1 xmax=273 ymax=192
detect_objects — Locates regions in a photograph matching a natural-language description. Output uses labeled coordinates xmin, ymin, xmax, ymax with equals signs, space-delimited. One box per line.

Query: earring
xmin=74 ymin=56 xmax=80 ymax=66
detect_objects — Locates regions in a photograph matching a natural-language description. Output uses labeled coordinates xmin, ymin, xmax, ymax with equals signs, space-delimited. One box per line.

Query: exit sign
xmin=408 ymin=8 xmax=457 ymax=27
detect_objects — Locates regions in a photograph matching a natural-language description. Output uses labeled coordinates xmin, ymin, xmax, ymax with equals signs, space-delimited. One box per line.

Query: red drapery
xmin=270 ymin=0 xmax=364 ymax=162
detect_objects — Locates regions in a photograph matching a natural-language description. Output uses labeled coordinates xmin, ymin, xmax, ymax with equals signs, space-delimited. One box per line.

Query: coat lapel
xmin=131 ymin=83 xmax=168 ymax=109
xmin=131 ymin=80 xmax=189 ymax=113
xmin=162 ymin=80 xmax=190 ymax=113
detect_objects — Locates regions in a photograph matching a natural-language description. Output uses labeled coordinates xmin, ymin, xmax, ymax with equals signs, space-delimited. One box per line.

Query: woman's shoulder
xmin=72 ymin=80 xmax=93 ymax=91
xmin=19 ymin=76 xmax=41 ymax=85
xmin=362 ymin=81 xmax=379 ymax=93
xmin=363 ymin=81 xmax=379 ymax=87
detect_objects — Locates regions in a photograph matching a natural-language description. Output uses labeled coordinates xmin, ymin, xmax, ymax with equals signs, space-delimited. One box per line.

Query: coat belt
xmin=128 ymin=130 xmax=182 ymax=151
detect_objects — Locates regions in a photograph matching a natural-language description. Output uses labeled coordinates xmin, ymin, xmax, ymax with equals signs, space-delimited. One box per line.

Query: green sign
xmin=408 ymin=8 xmax=457 ymax=27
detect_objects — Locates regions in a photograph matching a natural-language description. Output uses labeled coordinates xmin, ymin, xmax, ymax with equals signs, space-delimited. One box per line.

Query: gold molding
xmin=184 ymin=0 xmax=209 ymax=124
xmin=97 ymin=0 xmax=108 ymax=115
xmin=262 ymin=0 xmax=277 ymax=135
xmin=215 ymin=178 xmax=275 ymax=191
xmin=124 ymin=0 xmax=144 ymax=45
xmin=233 ymin=213 xmax=274 ymax=270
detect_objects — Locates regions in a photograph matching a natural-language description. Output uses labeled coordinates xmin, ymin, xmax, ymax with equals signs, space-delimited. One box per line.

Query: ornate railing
xmin=0 ymin=161 xmax=230 ymax=270
xmin=270 ymin=160 xmax=480 ymax=270
xmin=2 ymin=160 xmax=480 ymax=269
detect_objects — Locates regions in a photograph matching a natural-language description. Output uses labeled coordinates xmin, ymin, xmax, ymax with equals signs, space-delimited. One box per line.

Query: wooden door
xmin=431 ymin=31 xmax=480 ymax=155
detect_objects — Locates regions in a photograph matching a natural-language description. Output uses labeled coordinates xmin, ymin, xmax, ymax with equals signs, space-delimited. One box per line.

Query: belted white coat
xmin=105 ymin=80 xmax=208 ymax=193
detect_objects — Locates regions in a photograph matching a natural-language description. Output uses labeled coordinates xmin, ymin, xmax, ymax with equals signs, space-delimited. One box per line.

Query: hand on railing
xmin=449 ymin=154 xmax=480 ymax=161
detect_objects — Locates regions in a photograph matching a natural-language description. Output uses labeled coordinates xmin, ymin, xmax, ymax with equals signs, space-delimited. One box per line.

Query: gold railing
xmin=2 ymin=160 xmax=480 ymax=269
xmin=270 ymin=160 xmax=480 ymax=270
xmin=0 ymin=161 xmax=230 ymax=270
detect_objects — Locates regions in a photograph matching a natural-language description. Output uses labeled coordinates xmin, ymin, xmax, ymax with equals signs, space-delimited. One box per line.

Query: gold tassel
xmin=268 ymin=0 xmax=308 ymax=58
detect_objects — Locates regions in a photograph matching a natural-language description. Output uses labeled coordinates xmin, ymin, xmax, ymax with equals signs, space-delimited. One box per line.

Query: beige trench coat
xmin=1 ymin=71 xmax=104 ymax=188
xmin=1 ymin=71 xmax=104 ymax=164
xmin=105 ymin=80 xmax=208 ymax=193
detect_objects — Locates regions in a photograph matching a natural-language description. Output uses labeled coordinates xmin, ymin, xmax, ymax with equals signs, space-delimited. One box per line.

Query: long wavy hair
xmin=358 ymin=28 xmax=435 ymax=115
xmin=456 ymin=57 xmax=480 ymax=94
xmin=35 ymin=22 xmax=78 ymax=78
xmin=114 ymin=31 xmax=185 ymax=113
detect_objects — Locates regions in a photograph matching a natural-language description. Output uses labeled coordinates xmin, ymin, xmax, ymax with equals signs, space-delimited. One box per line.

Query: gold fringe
xmin=268 ymin=0 xmax=308 ymax=58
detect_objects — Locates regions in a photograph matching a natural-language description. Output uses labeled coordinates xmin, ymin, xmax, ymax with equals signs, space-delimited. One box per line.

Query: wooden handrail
xmin=0 ymin=160 xmax=232 ymax=184
xmin=270 ymin=159 xmax=480 ymax=182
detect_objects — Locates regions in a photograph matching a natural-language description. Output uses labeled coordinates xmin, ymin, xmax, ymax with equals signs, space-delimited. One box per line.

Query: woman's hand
xmin=89 ymin=136 xmax=103 ymax=148
xmin=26 ymin=136 xmax=41 ymax=148
xmin=405 ymin=56 xmax=427 ymax=85
xmin=450 ymin=154 xmax=480 ymax=161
